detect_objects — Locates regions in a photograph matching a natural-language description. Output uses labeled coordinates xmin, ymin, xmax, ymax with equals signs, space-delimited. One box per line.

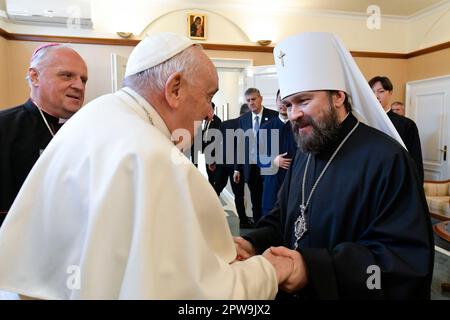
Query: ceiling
xmin=193 ymin=0 xmax=448 ymax=17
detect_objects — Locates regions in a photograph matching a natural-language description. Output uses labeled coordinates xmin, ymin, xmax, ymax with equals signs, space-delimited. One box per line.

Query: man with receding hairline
xmin=0 ymin=43 xmax=88 ymax=226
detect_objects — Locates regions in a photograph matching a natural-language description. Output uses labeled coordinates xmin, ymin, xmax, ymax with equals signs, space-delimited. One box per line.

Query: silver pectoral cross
xmin=278 ymin=50 xmax=286 ymax=67
xmin=294 ymin=204 xmax=307 ymax=249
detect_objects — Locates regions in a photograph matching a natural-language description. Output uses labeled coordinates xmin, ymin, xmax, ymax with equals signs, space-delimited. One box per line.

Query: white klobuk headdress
xmin=274 ymin=32 xmax=405 ymax=148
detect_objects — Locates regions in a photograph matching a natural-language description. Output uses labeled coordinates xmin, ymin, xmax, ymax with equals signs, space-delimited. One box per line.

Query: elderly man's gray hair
xmin=122 ymin=44 xmax=203 ymax=92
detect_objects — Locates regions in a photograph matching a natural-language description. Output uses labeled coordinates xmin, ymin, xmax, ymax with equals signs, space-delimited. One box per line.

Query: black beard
xmin=292 ymin=105 xmax=341 ymax=154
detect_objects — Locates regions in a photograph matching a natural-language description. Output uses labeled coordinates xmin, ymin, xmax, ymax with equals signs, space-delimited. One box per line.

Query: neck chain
xmin=121 ymin=88 xmax=154 ymax=125
xmin=34 ymin=101 xmax=55 ymax=138
xmin=294 ymin=120 xmax=360 ymax=249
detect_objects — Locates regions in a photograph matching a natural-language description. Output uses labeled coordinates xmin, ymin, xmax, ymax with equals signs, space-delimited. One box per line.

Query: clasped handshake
xmin=233 ymin=237 xmax=308 ymax=293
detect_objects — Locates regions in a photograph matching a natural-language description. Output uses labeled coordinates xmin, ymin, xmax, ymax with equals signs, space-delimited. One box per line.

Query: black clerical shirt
xmin=0 ymin=99 xmax=60 ymax=226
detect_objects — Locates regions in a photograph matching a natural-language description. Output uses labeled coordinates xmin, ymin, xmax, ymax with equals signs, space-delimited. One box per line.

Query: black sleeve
xmin=243 ymin=157 xmax=293 ymax=252
xmin=404 ymin=121 xmax=424 ymax=185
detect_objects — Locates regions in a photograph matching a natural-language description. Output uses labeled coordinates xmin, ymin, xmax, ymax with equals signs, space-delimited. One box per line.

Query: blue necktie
xmin=251 ymin=116 xmax=260 ymax=163
xmin=253 ymin=115 xmax=260 ymax=136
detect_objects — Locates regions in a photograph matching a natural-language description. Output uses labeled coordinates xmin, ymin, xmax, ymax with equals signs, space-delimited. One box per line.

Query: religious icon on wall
xmin=188 ymin=13 xmax=206 ymax=40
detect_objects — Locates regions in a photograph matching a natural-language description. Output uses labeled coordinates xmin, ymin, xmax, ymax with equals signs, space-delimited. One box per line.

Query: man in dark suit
xmin=0 ymin=43 xmax=88 ymax=226
xmin=202 ymin=102 xmax=222 ymax=187
xmin=214 ymin=104 xmax=251 ymax=228
xmin=233 ymin=88 xmax=278 ymax=224
xmin=369 ymin=76 xmax=424 ymax=184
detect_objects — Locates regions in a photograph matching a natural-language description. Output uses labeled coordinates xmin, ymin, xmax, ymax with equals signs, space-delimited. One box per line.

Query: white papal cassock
xmin=0 ymin=87 xmax=277 ymax=299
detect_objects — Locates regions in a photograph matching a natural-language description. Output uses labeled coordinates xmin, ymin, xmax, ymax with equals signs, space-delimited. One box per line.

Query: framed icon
xmin=188 ymin=13 xmax=206 ymax=40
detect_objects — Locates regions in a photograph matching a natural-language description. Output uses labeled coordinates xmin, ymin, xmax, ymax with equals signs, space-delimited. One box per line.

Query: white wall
xmin=214 ymin=69 xmax=243 ymax=120
xmin=407 ymin=1 xmax=450 ymax=51
xmin=1 ymin=1 xmax=450 ymax=53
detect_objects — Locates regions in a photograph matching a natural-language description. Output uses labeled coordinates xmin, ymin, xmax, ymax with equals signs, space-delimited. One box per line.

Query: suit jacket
xmin=0 ymin=99 xmax=56 ymax=224
xmin=258 ymin=117 xmax=297 ymax=214
xmin=202 ymin=114 xmax=222 ymax=152
xmin=219 ymin=117 xmax=239 ymax=169
xmin=235 ymin=107 xmax=278 ymax=182
xmin=387 ymin=110 xmax=424 ymax=184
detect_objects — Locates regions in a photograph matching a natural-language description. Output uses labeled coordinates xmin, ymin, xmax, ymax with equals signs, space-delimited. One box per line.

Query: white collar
xmin=118 ymin=87 xmax=171 ymax=141
xmin=252 ymin=107 xmax=263 ymax=120
xmin=279 ymin=115 xmax=288 ymax=123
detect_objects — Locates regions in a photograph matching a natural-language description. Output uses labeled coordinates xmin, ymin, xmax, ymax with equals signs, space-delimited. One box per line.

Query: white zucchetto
xmin=125 ymin=32 xmax=194 ymax=77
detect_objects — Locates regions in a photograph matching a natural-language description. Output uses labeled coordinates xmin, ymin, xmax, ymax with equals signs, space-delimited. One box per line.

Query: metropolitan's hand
xmin=262 ymin=248 xmax=294 ymax=284
xmin=273 ymin=152 xmax=292 ymax=170
xmin=233 ymin=171 xmax=240 ymax=184
xmin=268 ymin=246 xmax=308 ymax=292
xmin=233 ymin=236 xmax=256 ymax=261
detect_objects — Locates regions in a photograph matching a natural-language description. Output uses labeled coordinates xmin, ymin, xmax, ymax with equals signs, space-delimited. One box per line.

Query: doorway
xmin=406 ymin=76 xmax=450 ymax=180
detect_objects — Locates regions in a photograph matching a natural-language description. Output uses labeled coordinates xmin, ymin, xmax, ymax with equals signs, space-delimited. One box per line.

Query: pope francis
xmin=0 ymin=33 xmax=292 ymax=299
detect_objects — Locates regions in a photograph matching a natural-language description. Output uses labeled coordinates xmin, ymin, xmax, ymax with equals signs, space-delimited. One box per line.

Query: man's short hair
xmin=391 ymin=101 xmax=403 ymax=107
xmin=368 ymin=76 xmax=393 ymax=91
xmin=240 ymin=103 xmax=249 ymax=115
xmin=329 ymin=90 xmax=352 ymax=113
xmin=244 ymin=88 xmax=261 ymax=97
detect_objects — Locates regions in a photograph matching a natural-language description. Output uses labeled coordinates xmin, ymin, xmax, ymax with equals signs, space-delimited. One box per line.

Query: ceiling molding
xmin=1 ymin=28 xmax=450 ymax=58
xmin=409 ymin=0 xmax=450 ymax=21
xmin=182 ymin=1 xmax=448 ymax=22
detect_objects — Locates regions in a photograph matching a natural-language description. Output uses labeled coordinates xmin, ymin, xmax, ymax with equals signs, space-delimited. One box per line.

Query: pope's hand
xmin=233 ymin=236 xmax=255 ymax=261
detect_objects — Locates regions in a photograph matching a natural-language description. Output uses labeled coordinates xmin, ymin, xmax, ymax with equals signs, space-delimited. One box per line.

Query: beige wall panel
xmin=205 ymin=50 xmax=274 ymax=66
xmin=355 ymin=57 xmax=408 ymax=103
xmin=407 ymin=48 xmax=450 ymax=82
xmin=2 ymin=39 xmax=449 ymax=113
xmin=0 ymin=36 xmax=8 ymax=108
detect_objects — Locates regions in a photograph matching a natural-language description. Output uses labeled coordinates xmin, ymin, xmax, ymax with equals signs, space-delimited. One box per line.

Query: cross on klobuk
xmin=278 ymin=50 xmax=286 ymax=67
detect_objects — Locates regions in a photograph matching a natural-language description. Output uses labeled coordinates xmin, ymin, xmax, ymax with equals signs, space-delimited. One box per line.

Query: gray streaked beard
xmin=292 ymin=104 xmax=341 ymax=154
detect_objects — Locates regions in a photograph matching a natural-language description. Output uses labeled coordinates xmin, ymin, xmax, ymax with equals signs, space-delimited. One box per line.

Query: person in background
xmin=0 ymin=33 xmax=293 ymax=299
xmin=214 ymin=104 xmax=252 ymax=229
xmin=0 ymin=43 xmax=88 ymax=226
xmin=235 ymin=32 xmax=433 ymax=300
xmin=202 ymin=102 xmax=222 ymax=187
xmin=369 ymin=76 xmax=424 ymax=184
xmin=233 ymin=88 xmax=278 ymax=224
xmin=391 ymin=101 xmax=405 ymax=116
xmin=258 ymin=89 xmax=297 ymax=216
